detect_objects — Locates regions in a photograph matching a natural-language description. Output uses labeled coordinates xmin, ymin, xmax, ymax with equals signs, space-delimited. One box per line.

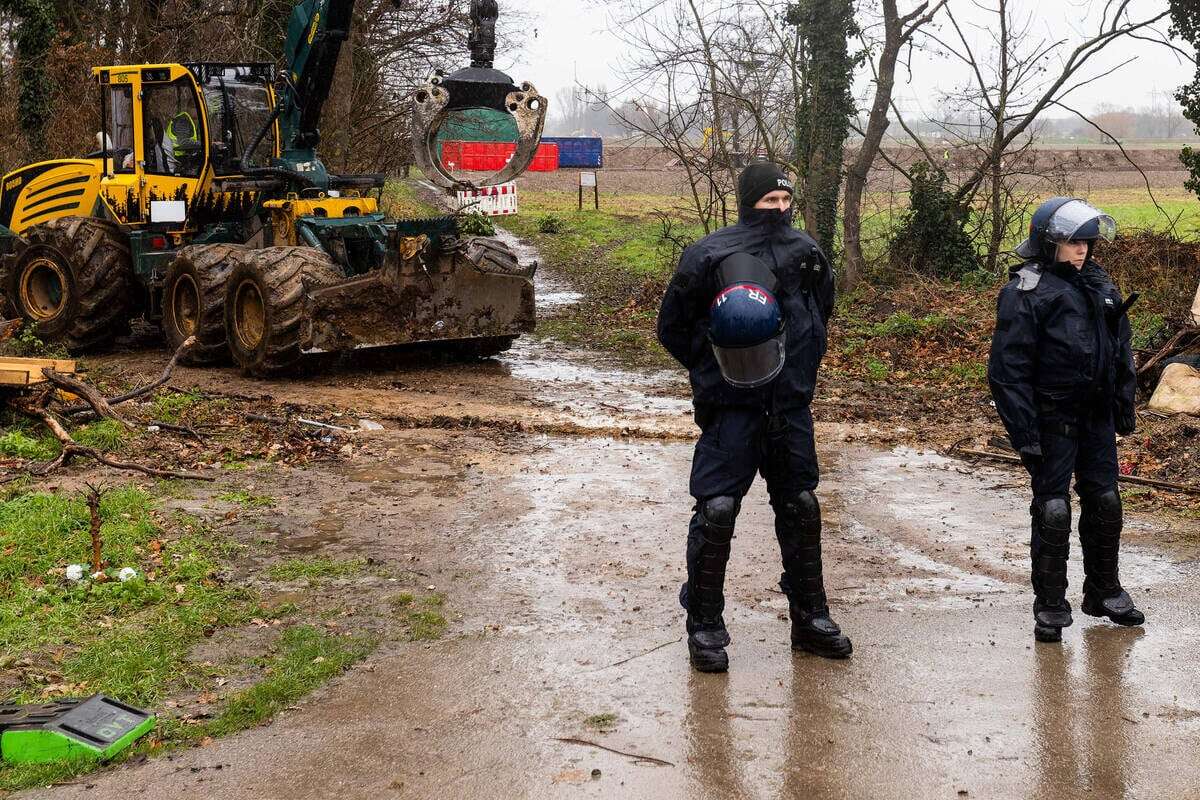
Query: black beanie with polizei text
xmin=737 ymin=162 xmax=794 ymax=210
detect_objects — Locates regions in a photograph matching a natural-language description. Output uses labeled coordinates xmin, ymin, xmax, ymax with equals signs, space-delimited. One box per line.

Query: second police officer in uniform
xmin=988 ymin=197 xmax=1146 ymax=643
xmin=657 ymin=162 xmax=850 ymax=673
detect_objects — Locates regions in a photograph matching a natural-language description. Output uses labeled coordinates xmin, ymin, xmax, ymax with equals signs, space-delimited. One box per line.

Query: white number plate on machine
xmin=456 ymin=183 xmax=518 ymax=216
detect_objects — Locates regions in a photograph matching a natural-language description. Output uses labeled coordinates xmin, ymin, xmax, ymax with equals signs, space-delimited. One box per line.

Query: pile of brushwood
xmin=0 ymin=328 xmax=350 ymax=486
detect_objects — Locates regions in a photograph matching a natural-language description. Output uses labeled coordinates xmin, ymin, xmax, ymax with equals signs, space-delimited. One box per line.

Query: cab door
xmin=96 ymin=69 xmax=142 ymax=224
xmin=136 ymin=68 xmax=207 ymax=226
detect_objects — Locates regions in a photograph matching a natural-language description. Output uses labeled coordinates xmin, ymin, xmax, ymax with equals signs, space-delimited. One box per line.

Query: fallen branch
xmin=148 ymin=420 xmax=205 ymax=441
xmin=1138 ymin=328 xmax=1200 ymax=378
xmin=61 ymin=335 xmax=197 ymax=417
xmin=17 ymin=397 xmax=214 ymax=482
xmin=551 ymin=737 xmax=675 ymax=767
xmin=43 ymin=369 xmax=132 ymax=428
xmin=589 ymin=638 xmax=682 ymax=672
xmin=952 ymin=447 xmax=1200 ymax=495
xmin=0 ymin=318 xmax=22 ymax=345
xmin=246 ymin=413 xmax=289 ymax=426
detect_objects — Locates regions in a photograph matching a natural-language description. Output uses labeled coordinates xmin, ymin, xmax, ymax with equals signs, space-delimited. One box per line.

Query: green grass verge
xmin=0 ymin=626 xmax=372 ymax=793
xmin=217 ymin=490 xmax=276 ymax=508
xmin=268 ymin=557 xmax=366 ymax=582
xmin=188 ymin=625 xmax=372 ymax=738
xmin=382 ymin=179 xmax=441 ymax=219
xmin=0 ymin=489 xmax=253 ymax=706
xmin=0 ymin=419 xmax=128 ymax=462
xmin=150 ymin=391 xmax=202 ymax=424
xmin=391 ymin=592 xmax=447 ymax=641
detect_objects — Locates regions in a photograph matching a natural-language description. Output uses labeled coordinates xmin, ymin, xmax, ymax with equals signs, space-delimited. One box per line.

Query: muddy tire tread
xmin=465 ymin=236 xmax=530 ymax=277
xmin=227 ymin=247 xmax=343 ymax=376
xmin=11 ymin=216 xmax=134 ymax=352
xmin=163 ymin=243 xmax=252 ymax=365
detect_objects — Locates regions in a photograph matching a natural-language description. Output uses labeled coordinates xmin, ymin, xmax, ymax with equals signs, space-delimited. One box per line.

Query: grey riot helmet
xmin=1015 ymin=198 xmax=1116 ymax=262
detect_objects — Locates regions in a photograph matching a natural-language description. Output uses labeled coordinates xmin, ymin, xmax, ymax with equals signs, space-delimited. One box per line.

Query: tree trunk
xmin=983 ymin=1 xmax=1009 ymax=275
xmin=687 ymin=0 xmax=739 ymax=210
xmin=843 ymin=3 xmax=902 ymax=289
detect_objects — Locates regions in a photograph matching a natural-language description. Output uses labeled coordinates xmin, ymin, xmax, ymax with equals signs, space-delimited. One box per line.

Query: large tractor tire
xmin=5 ymin=217 xmax=135 ymax=351
xmin=162 ymin=244 xmax=252 ymax=365
xmin=224 ymin=247 xmax=342 ymax=376
xmin=465 ymin=236 xmax=532 ymax=278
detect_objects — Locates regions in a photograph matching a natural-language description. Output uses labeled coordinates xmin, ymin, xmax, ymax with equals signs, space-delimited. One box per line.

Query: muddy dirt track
xmin=20 ymin=242 xmax=1200 ymax=800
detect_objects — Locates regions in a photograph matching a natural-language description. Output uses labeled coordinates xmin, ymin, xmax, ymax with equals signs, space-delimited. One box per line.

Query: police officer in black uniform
xmin=988 ymin=197 xmax=1146 ymax=643
xmin=657 ymin=162 xmax=850 ymax=673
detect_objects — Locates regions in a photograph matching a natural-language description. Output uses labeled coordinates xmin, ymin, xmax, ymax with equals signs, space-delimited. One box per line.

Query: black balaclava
xmin=737 ymin=162 xmax=794 ymax=229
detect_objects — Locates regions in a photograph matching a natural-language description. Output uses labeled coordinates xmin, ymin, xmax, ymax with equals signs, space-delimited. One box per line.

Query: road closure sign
xmin=456 ymin=182 xmax=518 ymax=216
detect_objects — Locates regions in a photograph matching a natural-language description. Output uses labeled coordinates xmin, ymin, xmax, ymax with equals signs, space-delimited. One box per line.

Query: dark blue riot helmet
xmin=708 ymin=253 xmax=786 ymax=388
xmin=1015 ymin=197 xmax=1116 ymax=262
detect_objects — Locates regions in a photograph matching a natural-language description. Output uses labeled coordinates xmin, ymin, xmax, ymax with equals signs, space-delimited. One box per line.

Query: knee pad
xmin=1084 ymin=488 xmax=1122 ymax=522
xmin=1037 ymin=497 xmax=1071 ymax=533
xmin=779 ymin=490 xmax=820 ymax=521
xmin=700 ymin=496 xmax=740 ymax=538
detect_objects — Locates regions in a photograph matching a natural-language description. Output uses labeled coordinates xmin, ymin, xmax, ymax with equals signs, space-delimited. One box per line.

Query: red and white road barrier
xmin=455 ymin=182 xmax=519 ymax=217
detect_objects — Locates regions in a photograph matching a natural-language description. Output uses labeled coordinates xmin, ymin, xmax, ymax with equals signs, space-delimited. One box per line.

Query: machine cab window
xmin=201 ymin=69 xmax=277 ymax=175
xmin=142 ymin=77 xmax=204 ymax=178
xmin=102 ymin=84 xmax=136 ymax=174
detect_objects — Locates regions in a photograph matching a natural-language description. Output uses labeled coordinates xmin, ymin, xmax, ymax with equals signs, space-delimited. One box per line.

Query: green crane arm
xmin=278 ymin=0 xmax=355 ymax=159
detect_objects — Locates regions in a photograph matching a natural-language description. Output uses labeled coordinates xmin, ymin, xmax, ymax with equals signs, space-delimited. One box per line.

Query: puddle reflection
xmin=684 ymin=674 xmax=750 ymax=800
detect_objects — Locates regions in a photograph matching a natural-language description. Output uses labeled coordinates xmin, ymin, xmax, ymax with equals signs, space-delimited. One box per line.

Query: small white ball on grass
xmin=118 ymin=567 xmax=138 ymax=582
xmin=65 ymin=564 xmax=85 ymax=581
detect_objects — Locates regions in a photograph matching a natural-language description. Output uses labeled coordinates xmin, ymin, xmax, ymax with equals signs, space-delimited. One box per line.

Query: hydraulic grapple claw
xmin=410 ymin=1 xmax=547 ymax=191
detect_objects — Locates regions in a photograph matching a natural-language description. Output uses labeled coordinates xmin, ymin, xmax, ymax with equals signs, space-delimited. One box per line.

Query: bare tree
xmin=842 ymin=0 xmax=948 ymax=289
xmin=910 ymin=0 xmax=1176 ymax=273
xmin=597 ymin=1 xmax=802 ymax=231
xmin=941 ymin=2 xmax=1173 ymax=201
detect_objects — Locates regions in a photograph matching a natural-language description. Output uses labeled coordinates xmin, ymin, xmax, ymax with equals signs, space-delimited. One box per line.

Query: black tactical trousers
xmin=1030 ymin=401 xmax=1120 ymax=503
xmin=1026 ymin=401 xmax=1124 ymax=605
xmin=684 ymin=404 xmax=825 ymax=620
xmin=689 ymin=404 xmax=819 ymax=501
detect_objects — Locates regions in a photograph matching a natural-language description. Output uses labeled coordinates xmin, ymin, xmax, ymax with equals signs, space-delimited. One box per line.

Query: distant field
xmin=508 ymin=179 xmax=1200 ymax=272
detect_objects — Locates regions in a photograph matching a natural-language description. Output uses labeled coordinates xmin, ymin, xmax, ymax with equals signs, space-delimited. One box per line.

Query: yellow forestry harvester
xmin=0 ymin=0 xmax=546 ymax=374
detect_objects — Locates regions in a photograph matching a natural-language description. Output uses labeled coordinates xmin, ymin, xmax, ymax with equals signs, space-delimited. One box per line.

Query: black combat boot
xmin=682 ymin=496 xmax=737 ymax=672
xmin=1031 ymin=498 xmax=1074 ymax=642
xmin=1080 ymin=489 xmax=1145 ymax=627
xmin=776 ymin=491 xmax=852 ymax=659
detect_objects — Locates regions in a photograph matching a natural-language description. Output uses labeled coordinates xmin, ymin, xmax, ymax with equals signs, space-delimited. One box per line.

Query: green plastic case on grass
xmin=0 ymin=695 xmax=154 ymax=765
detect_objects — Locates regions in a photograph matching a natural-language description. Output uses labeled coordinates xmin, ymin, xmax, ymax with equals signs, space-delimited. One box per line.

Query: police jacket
xmin=987 ymin=258 xmax=1137 ymax=451
xmin=657 ymin=207 xmax=835 ymax=409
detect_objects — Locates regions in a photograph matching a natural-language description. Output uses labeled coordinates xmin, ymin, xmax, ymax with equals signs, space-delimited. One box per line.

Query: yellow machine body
xmin=0 ymin=63 xmax=281 ymax=238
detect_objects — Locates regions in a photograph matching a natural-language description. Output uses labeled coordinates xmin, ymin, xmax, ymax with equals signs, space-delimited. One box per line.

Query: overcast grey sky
xmin=496 ymin=0 xmax=1194 ymax=123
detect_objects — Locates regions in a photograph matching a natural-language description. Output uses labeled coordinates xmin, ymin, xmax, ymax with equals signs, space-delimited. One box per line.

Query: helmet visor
xmin=1046 ymin=200 xmax=1116 ymax=244
xmin=712 ymin=332 xmax=786 ymax=388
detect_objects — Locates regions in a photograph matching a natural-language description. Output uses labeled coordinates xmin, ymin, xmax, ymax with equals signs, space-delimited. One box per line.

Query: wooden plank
xmin=0 ymin=369 xmax=32 ymax=386
xmin=0 ymin=357 xmax=76 ymax=387
xmin=0 ymin=357 xmax=76 ymax=372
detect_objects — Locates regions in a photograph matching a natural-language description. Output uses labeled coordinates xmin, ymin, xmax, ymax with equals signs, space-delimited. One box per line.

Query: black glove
xmin=1117 ymin=408 xmax=1137 ymax=436
xmin=1018 ymin=443 xmax=1044 ymax=476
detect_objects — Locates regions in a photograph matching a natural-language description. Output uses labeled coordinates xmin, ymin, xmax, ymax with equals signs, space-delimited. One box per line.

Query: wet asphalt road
xmin=23 ymin=433 xmax=1200 ymax=800
xmin=21 ymin=233 xmax=1200 ymax=799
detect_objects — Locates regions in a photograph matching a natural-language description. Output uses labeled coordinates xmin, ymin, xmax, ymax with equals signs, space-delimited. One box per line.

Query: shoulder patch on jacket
xmin=1016 ymin=266 xmax=1042 ymax=291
